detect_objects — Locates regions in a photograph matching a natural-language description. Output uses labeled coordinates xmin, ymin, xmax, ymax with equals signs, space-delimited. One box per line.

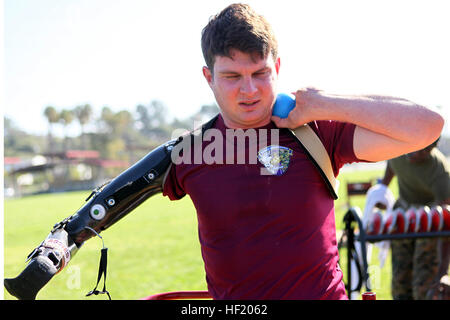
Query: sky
xmin=3 ymin=0 xmax=450 ymax=137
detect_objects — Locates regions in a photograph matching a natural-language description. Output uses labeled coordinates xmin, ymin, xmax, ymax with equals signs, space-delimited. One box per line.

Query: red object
xmin=65 ymin=150 xmax=100 ymax=159
xmin=4 ymin=157 xmax=22 ymax=165
xmin=417 ymin=206 xmax=431 ymax=232
xmin=405 ymin=208 xmax=419 ymax=233
xmin=383 ymin=208 xmax=407 ymax=234
xmin=429 ymin=206 xmax=444 ymax=231
xmin=383 ymin=210 xmax=397 ymax=234
xmin=367 ymin=210 xmax=384 ymax=235
xmin=394 ymin=208 xmax=408 ymax=234
xmin=362 ymin=292 xmax=376 ymax=300
xmin=141 ymin=291 xmax=212 ymax=300
xmin=442 ymin=205 xmax=450 ymax=231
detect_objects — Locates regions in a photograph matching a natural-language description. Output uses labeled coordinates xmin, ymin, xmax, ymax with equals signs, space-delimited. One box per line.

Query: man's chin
xmin=235 ymin=115 xmax=271 ymax=129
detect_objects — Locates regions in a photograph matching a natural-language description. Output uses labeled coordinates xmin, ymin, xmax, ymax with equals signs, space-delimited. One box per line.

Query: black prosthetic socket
xmin=64 ymin=140 xmax=176 ymax=245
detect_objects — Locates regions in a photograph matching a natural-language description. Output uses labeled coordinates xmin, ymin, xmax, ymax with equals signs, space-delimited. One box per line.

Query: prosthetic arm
xmin=4 ymin=139 xmax=178 ymax=300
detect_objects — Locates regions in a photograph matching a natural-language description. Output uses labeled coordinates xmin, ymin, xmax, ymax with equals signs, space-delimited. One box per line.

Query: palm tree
xmin=74 ymin=104 xmax=93 ymax=149
xmin=100 ymin=106 xmax=115 ymax=133
xmin=59 ymin=109 xmax=74 ymax=151
xmin=44 ymin=106 xmax=59 ymax=153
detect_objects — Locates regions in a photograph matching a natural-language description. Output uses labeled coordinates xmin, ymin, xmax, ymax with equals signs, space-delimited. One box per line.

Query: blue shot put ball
xmin=272 ymin=93 xmax=296 ymax=118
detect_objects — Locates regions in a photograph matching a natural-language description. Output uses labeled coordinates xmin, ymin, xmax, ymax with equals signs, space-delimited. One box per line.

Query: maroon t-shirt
xmin=163 ymin=114 xmax=359 ymax=299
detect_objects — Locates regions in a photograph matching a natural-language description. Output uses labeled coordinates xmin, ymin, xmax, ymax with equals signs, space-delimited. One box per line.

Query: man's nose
xmin=240 ymin=77 xmax=258 ymax=95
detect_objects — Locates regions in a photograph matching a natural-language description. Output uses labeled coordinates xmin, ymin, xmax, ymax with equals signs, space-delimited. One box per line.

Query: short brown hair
xmin=201 ymin=3 xmax=278 ymax=71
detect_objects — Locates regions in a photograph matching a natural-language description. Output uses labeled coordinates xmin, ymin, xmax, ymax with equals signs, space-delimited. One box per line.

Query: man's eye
xmin=226 ymin=75 xmax=240 ymax=79
xmin=254 ymin=71 xmax=268 ymax=77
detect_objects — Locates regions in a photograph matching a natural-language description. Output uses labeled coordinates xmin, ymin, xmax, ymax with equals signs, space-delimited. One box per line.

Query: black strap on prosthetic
xmin=85 ymin=227 xmax=111 ymax=300
xmin=86 ymin=247 xmax=111 ymax=300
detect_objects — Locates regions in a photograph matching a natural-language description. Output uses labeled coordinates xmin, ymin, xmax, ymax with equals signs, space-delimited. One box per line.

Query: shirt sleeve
xmin=162 ymin=164 xmax=186 ymax=200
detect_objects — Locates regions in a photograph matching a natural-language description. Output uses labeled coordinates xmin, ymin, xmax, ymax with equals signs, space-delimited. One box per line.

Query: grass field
xmin=4 ymin=167 xmax=396 ymax=300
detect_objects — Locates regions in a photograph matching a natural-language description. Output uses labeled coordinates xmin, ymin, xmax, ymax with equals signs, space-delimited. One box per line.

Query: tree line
xmin=5 ymin=100 xmax=219 ymax=162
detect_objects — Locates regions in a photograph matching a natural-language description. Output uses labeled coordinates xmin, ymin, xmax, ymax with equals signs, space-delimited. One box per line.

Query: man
xmin=5 ymin=3 xmax=444 ymax=301
xmin=162 ymin=3 xmax=444 ymax=299
xmin=380 ymin=140 xmax=450 ymax=300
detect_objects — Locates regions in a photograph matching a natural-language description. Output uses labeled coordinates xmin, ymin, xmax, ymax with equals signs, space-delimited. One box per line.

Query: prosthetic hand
xmin=4 ymin=140 xmax=177 ymax=300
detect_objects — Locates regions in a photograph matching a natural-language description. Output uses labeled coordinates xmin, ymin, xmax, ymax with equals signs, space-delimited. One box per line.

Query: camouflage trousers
xmin=391 ymin=238 xmax=439 ymax=300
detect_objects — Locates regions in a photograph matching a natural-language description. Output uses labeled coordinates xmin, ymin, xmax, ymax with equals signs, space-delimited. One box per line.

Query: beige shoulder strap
xmin=291 ymin=124 xmax=340 ymax=199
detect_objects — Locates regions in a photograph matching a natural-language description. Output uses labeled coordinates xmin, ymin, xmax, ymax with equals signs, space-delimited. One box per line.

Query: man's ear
xmin=275 ymin=57 xmax=281 ymax=75
xmin=203 ymin=66 xmax=214 ymax=87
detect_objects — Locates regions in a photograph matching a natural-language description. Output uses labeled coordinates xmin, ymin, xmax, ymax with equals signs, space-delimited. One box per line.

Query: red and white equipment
xmin=429 ymin=206 xmax=444 ymax=232
xmin=383 ymin=208 xmax=408 ymax=234
xmin=417 ymin=206 xmax=432 ymax=232
xmin=396 ymin=208 xmax=408 ymax=234
xmin=366 ymin=210 xmax=384 ymax=235
xmin=442 ymin=205 xmax=450 ymax=231
xmin=405 ymin=207 xmax=419 ymax=233
xmin=382 ymin=210 xmax=395 ymax=234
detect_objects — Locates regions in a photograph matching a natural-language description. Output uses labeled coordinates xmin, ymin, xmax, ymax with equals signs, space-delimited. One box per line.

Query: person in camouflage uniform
xmin=381 ymin=139 xmax=450 ymax=300
xmin=390 ymin=237 xmax=440 ymax=299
